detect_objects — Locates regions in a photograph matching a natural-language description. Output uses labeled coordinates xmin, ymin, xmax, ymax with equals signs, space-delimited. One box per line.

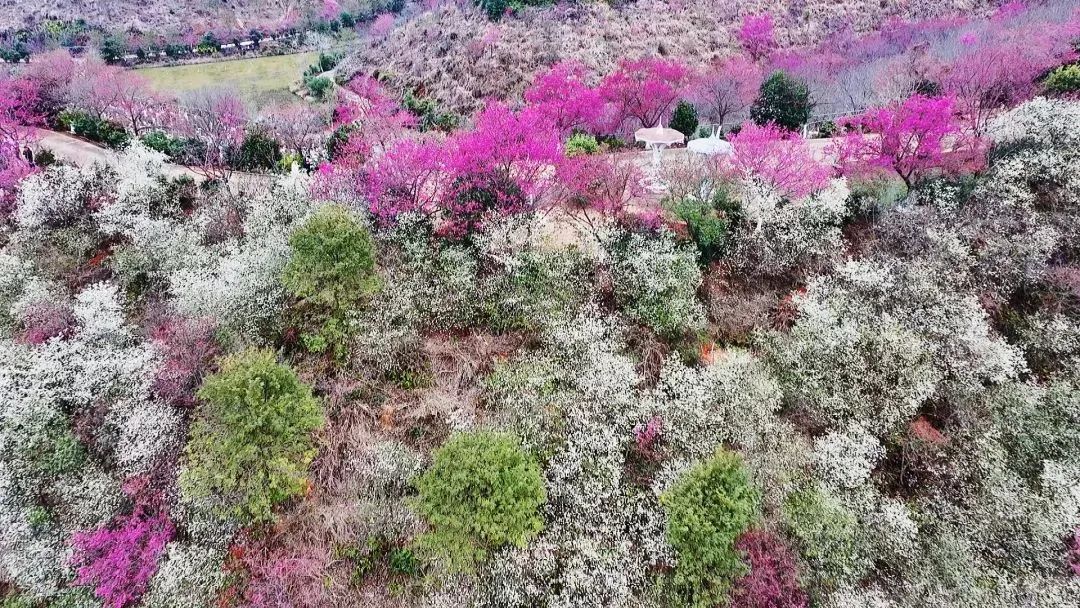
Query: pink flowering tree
xmin=834 ymin=94 xmax=985 ymax=190
xmin=361 ymin=136 xmax=447 ymax=224
xmin=523 ymin=61 xmax=605 ymax=135
xmin=730 ymin=530 xmax=808 ymax=608
xmin=690 ymin=55 xmax=763 ymax=129
xmin=106 ymin=71 xmax=174 ymax=136
xmin=598 ymin=57 xmax=693 ymax=134
xmin=0 ymin=76 xmax=41 ymax=213
xmin=70 ymin=507 xmax=175 ymax=608
xmin=335 ymin=76 xmax=415 ymax=150
xmin=260 ymin=103 xmax=331 ymax=166
xmin=737 ymin=13 xmax=776 ymax=62
xmin=173 ymin=88 xmax=249 ymax=181
xmin=938 ymin=25 xmax=1077 ymax=134
xmin=371 ymin=13 xmax=395 ymax=37
xmin=557 ymin=152 xmax=645 ymax=239
xmin=440 ymin=101 xmax=563 ymax=234
xmin=726 ymin=122 xmax=832 ymax=199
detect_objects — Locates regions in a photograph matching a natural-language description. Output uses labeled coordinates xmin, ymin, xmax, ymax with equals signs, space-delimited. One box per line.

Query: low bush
xmin=413 ymin=431 xmax=546 ymax=571
xmin=661 ymin=448 xmax=760 ymax=608
xmin=1044 ymin=64 xmax=1080 ymax=96
xmin=57 ymin=110 xmax=130 ymax=149
xmin=282 ymin=204 xmax=379 ymax=359
xmin=180 ymin=350 xmax=323 ymax=524
xmin=565 ymin=133 xmax=600 ymax=157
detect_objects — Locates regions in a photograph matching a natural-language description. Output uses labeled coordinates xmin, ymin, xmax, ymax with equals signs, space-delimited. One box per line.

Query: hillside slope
xmin=343 ymin=0 xmax=993 ymax=116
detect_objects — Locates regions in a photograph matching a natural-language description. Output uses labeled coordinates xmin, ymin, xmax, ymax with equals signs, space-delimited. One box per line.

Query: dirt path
xmin=33 ymin=129 xmax=203 ymax=180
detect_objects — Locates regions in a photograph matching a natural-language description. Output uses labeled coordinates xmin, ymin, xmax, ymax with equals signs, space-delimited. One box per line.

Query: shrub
xmin=140 ymin=131 xmax=189 ymax=160
xmin=180 ymin=349 xmax=324 ymax=524
xmin=750 ymin=72 xmax=813 ymax=132
xmin=660 ymin=448 xmax=760 ymax=608
xmin=670 ymin=100 xmax=699 ymax=137
xmin=233 ymin=128 xmax=282 ymax=172
xmin=782 ymin=487 xmax=870 ymax=598
xmin=413 ymin=431 xmax=546 ymax=570
xmin=306 ymin=76 xmax=334 ymax=100
xmin=1044 ymin=64 xmax=1080 ymax=96
xmin=478 ymin=0 xmax=508 ymax=21
xmin=731 ymin=530 xmax=808 ymax=608
xmin=57 ymin=110 xmax=130 ymax=149
xmin=282 ymin=204 xmax=379 ymax=358
xmin=564 ymin=132 xmax=600 ymax=157
xmin=670 ymin=189 xmax=737 ymax=264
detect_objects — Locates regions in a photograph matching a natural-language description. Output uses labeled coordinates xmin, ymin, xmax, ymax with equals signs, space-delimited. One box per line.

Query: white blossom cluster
xmin=0 ymin=281 xmax=169 ymax=600
xmin=606 ymin=230 xmax=705 ymax=336
xmin=732 ymin=177 xmax=850 ymax=277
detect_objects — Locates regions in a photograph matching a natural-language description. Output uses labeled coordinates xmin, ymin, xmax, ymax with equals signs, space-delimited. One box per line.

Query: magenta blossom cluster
xmin=738 ymin=13 xmax=776 ymax=62
xmin=70 ymin=507 xmax=175 ymax=608
xmin=726 ymin=123 xmax=832 ymax=199
xmin=835 ymin=94 xmax=985 ymax=189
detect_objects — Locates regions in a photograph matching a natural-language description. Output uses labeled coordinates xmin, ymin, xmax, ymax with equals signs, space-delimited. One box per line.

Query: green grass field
xmin=136 ymin=52 xmax=322 ymax=109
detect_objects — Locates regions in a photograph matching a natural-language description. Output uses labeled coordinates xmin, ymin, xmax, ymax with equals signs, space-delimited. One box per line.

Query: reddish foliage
xmin=1068 ymin=528 xmax=1080 ymax=577
xmin=18 ymin=301 xmax=77 ymax=345
xmin=228 ymin=536 xmax=330 ymax=608
xmin=910 ymin=416 xmax=946 ymax=445
xmin=150 ymin=316 xmax=222 ymax=409
xmin=632 ymin=415 xmax=664 ymax=461
xmin=835 ymin=94 xmax=986 ymax=189
xmin=70 ymin=507 xmax=175 ymax=608
xmin=726 ymin=122 xmax=832 ymax=199
xmin=731 ymin=530 xmax=808 ymax=608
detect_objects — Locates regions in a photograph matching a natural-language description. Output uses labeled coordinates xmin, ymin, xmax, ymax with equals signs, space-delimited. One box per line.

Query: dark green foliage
xmin=402 ymin=88 xmax=460 ymax=132
xmin=751 ymin=71 xmax=814 ymax=132
xmin=327 ymin=124 xmax=358 ymax=160
xmin=180 ymin=350 xmax=323 ymax=524
xmin=306 ymin=76 xmax=334 ymax=101
xmin=99 ymin=33 xmax=126 ymax=62
xmin=340 ymin=12 xmax=356 ymax=28
xmin=57 ymin=110 xmax=130 ymax=149
xmin=233 ymin=129 xmax=283 ymax=172
xmin=670 ymin=100 xmax=699 ymax=138
xmin=140 ymin=131 xmax=189 ymax=160
xmin=661 ymin=448 xmax=760 ymax=608
xmin=782 ymin=487 xmax=871 ymax=597
xmin=282 ymin=205 xmax=379 ymax=359
xmin=413 ymin=431 xmax=546 ymax=571
xmin=565 ymin=133 xmax=600 ymax=157
xmin=913 ymin=79 xmax=943 ymax=97
xmin=478 ymin=0 xmax=509 ymax=20
xmin=1044 ymin=64 xmax=1080 ymax=95
xmin=671 ymin=187 xmax=739 ymax=264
